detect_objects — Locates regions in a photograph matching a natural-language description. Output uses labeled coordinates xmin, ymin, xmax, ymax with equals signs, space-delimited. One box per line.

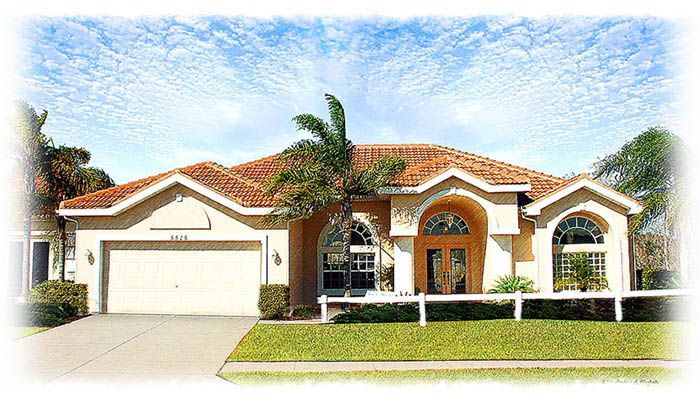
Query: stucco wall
xmin=533 ymin=188 xmax=632 ymax=292
xmin=72 ymin=184 xmax=288 ymax=312
xmin=389 ymin=177 xmax=520 ymax=236
xmin=290 ymin=200 xmax=393 ymax=305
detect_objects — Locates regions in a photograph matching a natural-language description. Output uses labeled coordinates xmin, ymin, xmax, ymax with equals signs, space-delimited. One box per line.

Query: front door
xmin=426 ymin=246 xmax=467 ymax=294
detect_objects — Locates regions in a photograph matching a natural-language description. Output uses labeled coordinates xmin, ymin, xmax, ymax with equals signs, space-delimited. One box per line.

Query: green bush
xmin=642 ymin=269 xmax=682 ymax=290
xmin=16 ymin=302 xmax=73 ymax=327
xmin=332 ymin=304 xmax=419 ymax=323
xmin=258 ymin=284 xmax=290 ymax=319
xmin=332 ymin=302 xmax=514 ymax=324
xmin=622 ymin=296 xmax=687 ymax=321
xmin=290 ymin=305 xmax=318 ymax=320
xmin=488 ymin=275 xmax=535 ymax=293
xmin=330 ymin=297 xmax=688 ymax=323
xmin=30 ymin=280 xmax=88 ymax=316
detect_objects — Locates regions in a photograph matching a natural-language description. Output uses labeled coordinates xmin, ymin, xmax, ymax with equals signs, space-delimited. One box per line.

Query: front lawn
xmin=13 ymin=327 xmax=49 ymax=339
xmin=229 ymin=320 xmax=686 ymax=361
xmin=220 ymin=367 xmax=679 ymax=385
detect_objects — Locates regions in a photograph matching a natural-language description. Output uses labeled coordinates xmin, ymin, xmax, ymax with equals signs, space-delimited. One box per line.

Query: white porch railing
xmin=318 ymin=288 xmax=693 ymax=326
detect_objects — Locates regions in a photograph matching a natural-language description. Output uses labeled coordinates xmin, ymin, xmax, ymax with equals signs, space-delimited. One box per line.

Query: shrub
xmin=332 ymin=302 xmax=514 ymax=323
xmin=427 ymin=302 xmax=513 ymax=320
xmin=642 ymin=268 xmax=682 ymax=290
xmin=30 ymin=280 xmax=88 ymax=316
xmin=258 ymin=284 xmax=290 ymax=319
xmin=290 ymin=305 xmax=318 ymax=320
xmin=15 ymin=302 xmax=73 ymax=327
xmin=332 ymin=303 xmax=419 ymax=323
xmin=330 ymin=297 xmax=688 ymax=323
xmin=622 ymin=296 xmax=687 ymax=321
xmin=488 ymin=275 xmax=535 ymax=293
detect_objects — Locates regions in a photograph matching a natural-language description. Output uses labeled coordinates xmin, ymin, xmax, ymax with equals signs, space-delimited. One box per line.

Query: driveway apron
xmin=12 ymin=314 xmax=257 ymax=383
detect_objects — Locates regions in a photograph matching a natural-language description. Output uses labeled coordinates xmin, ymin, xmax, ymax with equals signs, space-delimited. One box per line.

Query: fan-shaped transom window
xmin=322 ymin=222 xmax=375 ymax=247
xmin=422 ymin=212 xmax=470 ymax=235
xmin=553 ymin=217 xmax=604 ymax=245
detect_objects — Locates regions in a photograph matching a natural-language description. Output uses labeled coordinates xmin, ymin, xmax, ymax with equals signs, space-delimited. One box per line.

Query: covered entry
xmin=414 ymin=195 xmax=488 ymax=294
xmin=103 ymin=241 xmax=261 ymax=316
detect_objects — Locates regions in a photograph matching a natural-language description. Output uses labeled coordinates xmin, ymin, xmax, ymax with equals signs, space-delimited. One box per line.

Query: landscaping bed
xmin=229 ymin=320 xmax=686 ymax=362
xmin=220 ymin=367 xmax=679 ymax=385
xmin=331 ymin=297 xmax=688 ymax=323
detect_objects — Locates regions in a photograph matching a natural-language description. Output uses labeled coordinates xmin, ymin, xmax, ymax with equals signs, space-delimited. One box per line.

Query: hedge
xmin=16 ymin=302 xmax=75 ymax=327
xmin=331 ymin=297 xmax=689 ymax=323
xmin=30 ymin=280 xmax=89 ymax=316
xmin=258 ymin=284 xmax=290 ymax=319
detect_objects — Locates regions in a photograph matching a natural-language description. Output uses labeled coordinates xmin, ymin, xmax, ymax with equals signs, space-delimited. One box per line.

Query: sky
xmin=15 ymin=16 xmax=684 ymax=184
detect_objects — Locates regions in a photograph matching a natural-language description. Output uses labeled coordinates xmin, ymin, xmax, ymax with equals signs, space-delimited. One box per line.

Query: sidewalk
xmin=221 ymin=359 xmax=691 ymax=373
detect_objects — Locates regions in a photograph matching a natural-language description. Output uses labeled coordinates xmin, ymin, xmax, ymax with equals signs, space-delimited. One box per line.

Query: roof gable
xmin=521 ymin=174 xmax=643 ymax=216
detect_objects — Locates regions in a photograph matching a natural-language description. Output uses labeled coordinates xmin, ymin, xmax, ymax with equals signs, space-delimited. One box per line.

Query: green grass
xmin=220 ymin=367 xmax=680 ymax=385
xmin=13 ymin=327 xmax=49 ymax=339
xmin=229 ymin=320 xmax=687 ymax=361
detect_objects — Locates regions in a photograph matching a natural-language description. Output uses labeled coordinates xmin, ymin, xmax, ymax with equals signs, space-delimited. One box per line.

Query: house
xmin=7 ymin=176 xmax=78 ymax=297
xmin=57 ymin=144 xmax=643 ymax=316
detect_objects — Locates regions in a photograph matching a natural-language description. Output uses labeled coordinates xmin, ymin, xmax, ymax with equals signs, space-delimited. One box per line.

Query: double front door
xmin=426 ymin=246 xmax=467 ymax=294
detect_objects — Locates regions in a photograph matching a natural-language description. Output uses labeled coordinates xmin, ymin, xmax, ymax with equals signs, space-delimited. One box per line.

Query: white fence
xmin=318 ymin=288 xmax=693 ymax=326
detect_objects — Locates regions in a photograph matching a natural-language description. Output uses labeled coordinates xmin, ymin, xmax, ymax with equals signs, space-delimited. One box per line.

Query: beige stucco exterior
xmin=55 ymin=172 xmax=639 ymax=315
xmin=70 ymin=184 xmax=288 ymax=314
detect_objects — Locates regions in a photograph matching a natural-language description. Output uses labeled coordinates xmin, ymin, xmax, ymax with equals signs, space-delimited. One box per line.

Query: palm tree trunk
xmin=341 ymin=198 xmax=353 ymax=299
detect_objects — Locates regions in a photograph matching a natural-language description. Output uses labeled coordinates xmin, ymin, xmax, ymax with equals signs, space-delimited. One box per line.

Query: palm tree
xmin=12 ymin=101 xmax=50 ymax=300
xmin=40 ymin=145 xmax=114 ymax=280
xmin=266 ymin=94 xmax=406 ymax=298
xmin=593 ymin=126 xmax=683 ymax=234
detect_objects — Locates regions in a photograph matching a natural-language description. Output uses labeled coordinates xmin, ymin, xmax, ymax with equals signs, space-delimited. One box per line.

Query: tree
xmin=265 ymin=94 xmax=406 ymax=297
xmin=592 ymin=126 xmax=683 ymax=234
xmin=12 ymin=101 xmax=50 ymax=300
xmin=40 ymin=145 xmax=114 ymax=280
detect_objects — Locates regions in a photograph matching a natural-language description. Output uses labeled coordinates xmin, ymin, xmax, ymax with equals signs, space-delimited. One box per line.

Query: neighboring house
xmin=7 ymin=176 xmax=77 ymax=296
xmin=57 ymin=144 xmax=642 ymax=316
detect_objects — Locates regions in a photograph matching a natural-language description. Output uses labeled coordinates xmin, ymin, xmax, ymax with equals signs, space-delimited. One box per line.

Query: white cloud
xmin=15 ymin=16 xmax=684 ymax=182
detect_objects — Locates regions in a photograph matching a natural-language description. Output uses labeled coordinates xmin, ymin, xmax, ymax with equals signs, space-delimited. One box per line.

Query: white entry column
xmin=393 ymin=237 xmax=415 ymax=295
xmin=482 ymin=235 xmax=513 ymax=292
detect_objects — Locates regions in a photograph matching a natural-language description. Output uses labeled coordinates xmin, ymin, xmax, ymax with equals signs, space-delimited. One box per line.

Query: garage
xmin=104 ymin=241 xmax=261 ymax=316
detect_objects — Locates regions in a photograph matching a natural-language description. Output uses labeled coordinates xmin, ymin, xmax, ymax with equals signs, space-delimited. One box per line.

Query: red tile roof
xmin=60 ymin=144 xmax=565 ymax=210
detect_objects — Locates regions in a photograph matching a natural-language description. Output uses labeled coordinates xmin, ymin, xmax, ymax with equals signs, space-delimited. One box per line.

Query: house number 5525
xmin=170 ymin=234 xmax=188 ymax=241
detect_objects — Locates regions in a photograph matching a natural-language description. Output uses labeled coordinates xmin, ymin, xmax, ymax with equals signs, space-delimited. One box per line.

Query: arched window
xmin=552 ymin=216 xmax=604 ymax=245
xmin=552 ymin=215 xmax=607 ymax=292
xmin=322 ymin=223 xmax=375 ymax=246
xmin=318 ymin=221 xmax=379 ymax=294
xmin=422 ymin=212 xmax=469 ymax=235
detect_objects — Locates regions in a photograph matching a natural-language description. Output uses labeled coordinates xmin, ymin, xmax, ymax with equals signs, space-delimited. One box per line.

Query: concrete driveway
xmin=12 ymin=314 xmax=257 ymax=384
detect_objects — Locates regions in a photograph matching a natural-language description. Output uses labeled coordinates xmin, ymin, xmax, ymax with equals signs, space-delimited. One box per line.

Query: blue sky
xmin=16 ymin=16 xmax=683 ymax=183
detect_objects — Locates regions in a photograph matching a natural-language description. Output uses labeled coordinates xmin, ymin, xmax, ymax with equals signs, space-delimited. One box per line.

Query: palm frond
xmin=291 ymin=114 xmax=333 ymax=144
xmin=279 ymin=139 xmax=323 ymax=163
xmin=350 ymin=155 xmax=406 ymax=196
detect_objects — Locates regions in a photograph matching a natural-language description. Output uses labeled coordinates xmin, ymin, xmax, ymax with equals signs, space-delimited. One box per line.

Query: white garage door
xmin=106 ymin=241 xmax=261 ymax=316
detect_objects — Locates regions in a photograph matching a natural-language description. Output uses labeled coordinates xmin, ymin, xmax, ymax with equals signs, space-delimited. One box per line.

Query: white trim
xmin=91 ymin=231 xmax=266 ymax=313
xmin=58 ymin=173 xmax=274 ymax=217
xmin=523 ymin=177 xmax=643 ymax=216
xmin=379 ymin=168 xmax=531 ymax=195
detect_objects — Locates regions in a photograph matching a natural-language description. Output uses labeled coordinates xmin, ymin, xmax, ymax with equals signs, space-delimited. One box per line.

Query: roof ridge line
xmin=207 ymin=161 xmax=265 ymax=189
xmin=430 ymin=144 xmax=565 ymax=182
